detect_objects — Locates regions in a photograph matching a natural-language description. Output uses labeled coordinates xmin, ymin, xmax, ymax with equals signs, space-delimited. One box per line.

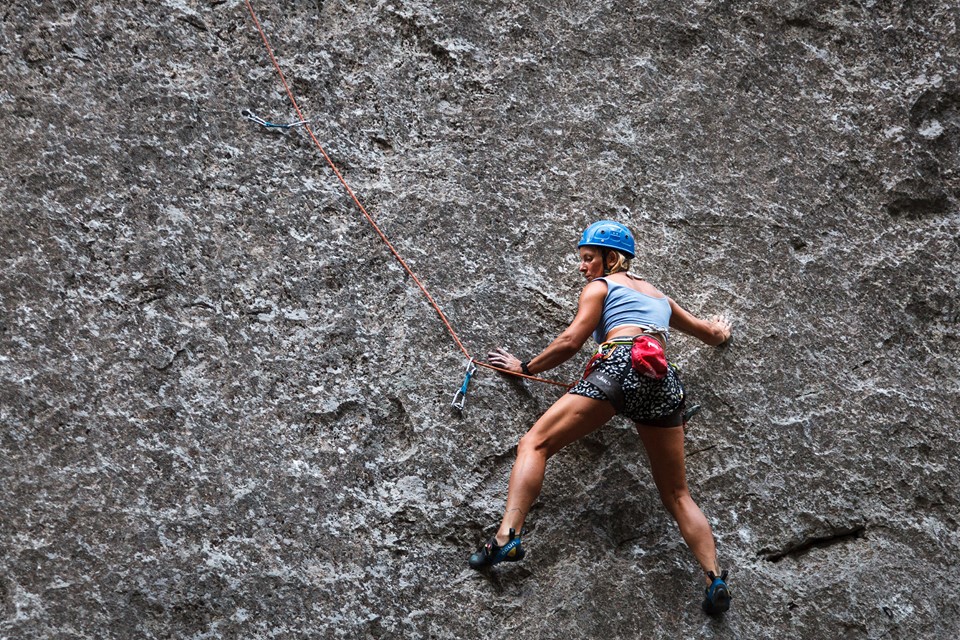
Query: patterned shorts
xmin=568 ymin=344 xmax=686 ymax=427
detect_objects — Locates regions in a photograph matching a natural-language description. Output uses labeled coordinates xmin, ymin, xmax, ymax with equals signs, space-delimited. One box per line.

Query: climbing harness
xmin=242 ymin=109 xmax=311 ymax=129
xmin=242 ymin=0 xmax=571 ymax=393
xmin=450 ymin=358 xmax=477 ymax=413
xmin=579 ymin=332 xmax=677 ymax=414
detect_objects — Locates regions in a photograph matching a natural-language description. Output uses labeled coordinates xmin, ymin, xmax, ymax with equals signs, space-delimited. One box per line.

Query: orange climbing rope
xmin=242 ymin=0 xmax=570 ymax=388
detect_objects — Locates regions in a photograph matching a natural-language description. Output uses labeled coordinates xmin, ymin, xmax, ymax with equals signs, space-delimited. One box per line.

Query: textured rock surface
xmin=2 ymin=0 xmax=959 ymax=637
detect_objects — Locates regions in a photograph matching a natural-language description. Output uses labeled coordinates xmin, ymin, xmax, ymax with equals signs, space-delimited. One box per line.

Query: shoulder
xmin=583 ymin=278 xmax=609 ymax=293
xmin=625 ymin=274 xmax=666 ymax=298
xmin=580 ymin=279 xmax=609 ymax=303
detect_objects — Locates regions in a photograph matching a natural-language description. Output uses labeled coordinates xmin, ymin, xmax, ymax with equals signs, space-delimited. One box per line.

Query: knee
xmin=517 ymin=430 xmax=551 ymax=458
xmin=658 ymin=487 xmax=691 ymax=514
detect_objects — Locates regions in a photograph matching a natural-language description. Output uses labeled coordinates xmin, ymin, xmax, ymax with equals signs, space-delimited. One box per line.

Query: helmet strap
xmin=602 ymin=248 xmax=614 ymax=275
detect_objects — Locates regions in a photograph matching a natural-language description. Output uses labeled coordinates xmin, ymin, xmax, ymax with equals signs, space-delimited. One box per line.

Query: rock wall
xmin=2 ymin=0 xmax=958 ymax=638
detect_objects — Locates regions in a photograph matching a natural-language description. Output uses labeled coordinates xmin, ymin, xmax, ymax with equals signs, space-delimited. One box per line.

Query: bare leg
xmin=636 ymin=423 xmax=720 ymax=583
xmin=495 ymin=393 xmax=616 ymax=544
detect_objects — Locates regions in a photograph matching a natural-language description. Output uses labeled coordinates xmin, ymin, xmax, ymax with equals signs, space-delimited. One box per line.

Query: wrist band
xmin=520 ymin=361 xmax=531 ymax=375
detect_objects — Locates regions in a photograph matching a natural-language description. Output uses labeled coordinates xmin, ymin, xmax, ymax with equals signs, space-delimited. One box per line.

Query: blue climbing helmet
xmin=578 ymin=220 xmax=635 ymax=258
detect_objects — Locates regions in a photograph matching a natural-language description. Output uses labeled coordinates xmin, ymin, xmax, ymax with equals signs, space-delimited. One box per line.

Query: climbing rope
xmin=242 ymin=0 xmax=571 ymax=390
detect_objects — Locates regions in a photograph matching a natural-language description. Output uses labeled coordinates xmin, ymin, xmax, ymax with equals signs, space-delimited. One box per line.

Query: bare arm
xmin=488 ymin=281 xmax=607 ymax=375
xmin=668 ymin=298 xmax=732 ymax=346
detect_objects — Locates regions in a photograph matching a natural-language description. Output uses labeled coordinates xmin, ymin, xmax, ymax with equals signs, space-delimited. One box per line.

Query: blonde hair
xmin=604 ymin=250 xmax=631 ymax=275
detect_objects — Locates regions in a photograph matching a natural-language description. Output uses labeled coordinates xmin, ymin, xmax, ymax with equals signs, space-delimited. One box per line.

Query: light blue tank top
xmin=593 ymin=277 xmax=672 ymax=344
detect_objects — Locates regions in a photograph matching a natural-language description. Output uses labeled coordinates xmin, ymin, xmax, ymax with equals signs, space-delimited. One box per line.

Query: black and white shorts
xmin=568 ymin=344 xmax=686 ymax=427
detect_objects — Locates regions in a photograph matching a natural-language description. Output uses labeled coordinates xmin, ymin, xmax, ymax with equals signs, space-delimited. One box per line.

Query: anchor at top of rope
xmin=242 ymin=109 xmax=311 ymax=129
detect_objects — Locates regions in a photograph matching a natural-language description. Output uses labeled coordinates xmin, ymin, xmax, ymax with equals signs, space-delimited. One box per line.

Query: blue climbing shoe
xmin=702 ymin=570 xmax=731 ymax=615
xmin=468 ymin=528 xmax=525 ymax=569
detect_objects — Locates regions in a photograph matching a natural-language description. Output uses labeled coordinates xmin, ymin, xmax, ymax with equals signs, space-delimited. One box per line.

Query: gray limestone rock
xmin=1 ymin=0 xmax=958 ymax=638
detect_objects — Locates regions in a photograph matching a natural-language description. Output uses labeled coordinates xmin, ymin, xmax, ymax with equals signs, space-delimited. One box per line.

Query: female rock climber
xmin=468 ymin=220 xmax=734 ymax=615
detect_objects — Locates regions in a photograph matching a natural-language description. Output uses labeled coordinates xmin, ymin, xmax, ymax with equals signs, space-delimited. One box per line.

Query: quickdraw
xmin=451 ymin=358 xmax=478 ymax=413
xmin=242 ymin=109 xmax=311 ymax=129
